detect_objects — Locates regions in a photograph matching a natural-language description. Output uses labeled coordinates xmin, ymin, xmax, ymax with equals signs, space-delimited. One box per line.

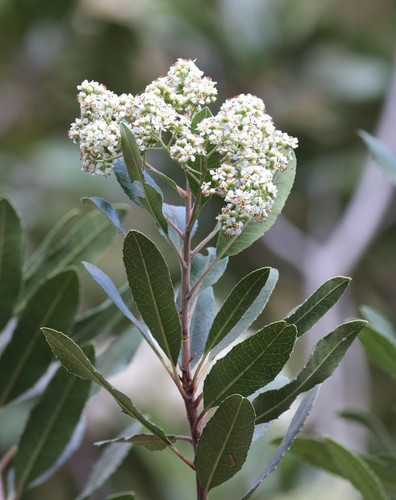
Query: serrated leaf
xmin=0 ymin=269 xmax=80 ymax=407
xmin=205 ymin=267 xmax=278 ymax=356
xmin=286 ymin=436 xmax=396 ymax=495
xmin=96 ymin=433 xmax=178 ymax=451
xmin=14 ymin=346 xmax=93 ymax=496
xmin=22 ymin=208 xmax=125 ymax=306
xmin=0 ymin=196 xmax=24 ymax=331
xmin=191 ymin=247 xmax=228 ymax=290
xmin=216 ymin=153 xmax=296 ymax=258
xmin=359 ymin=130 xmax=396 ymax=184
xmin=242 ymin=386 xmax=319 ymax=499
xmin=123 ymin=231 xmax=182 ymax=365
xmin=359 ymin=325 xmax=396 ymax=379
xmin=77 ymin=422 xmax=140 ymax=500
xmin=195 ymin=395 xmax=255 ymax=493
xmin=190 ymin=287 xmax=215 ymax=366
xmin=285 ymin=276 xmax=351 ymax=337
xmin=340 ymin=410 xmax=396 ymax=453
xmin=254 ymin=320 xmax=366 ymax=424
xmin=82 ymin=197 xmax=126 ymax=235
xmin=42 ymin=328 xmax=170 ymax=446
xmin=325 ymin=437 xmax=388 ymax=500
xmin=82 ymin=262 xmax=159 ymax=356
xmin=203 ymin=321 xmax=297 ymax=409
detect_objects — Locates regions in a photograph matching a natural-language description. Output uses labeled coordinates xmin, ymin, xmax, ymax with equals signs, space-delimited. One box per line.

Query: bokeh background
xmin=1 ymin=0 xmax=396 ymax=498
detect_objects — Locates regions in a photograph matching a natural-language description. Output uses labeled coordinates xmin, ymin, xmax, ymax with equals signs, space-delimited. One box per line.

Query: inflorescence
xmin=69 ymin=59 xmax=297 ymax=235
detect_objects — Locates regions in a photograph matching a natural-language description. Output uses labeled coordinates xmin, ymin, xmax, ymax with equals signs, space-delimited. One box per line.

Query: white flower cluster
xmin=69 ymin=59 xmax=217 ymax=175
xmin=69 ymin=61 xmax=297 ymax=236
xmin=197 ymin=94 xmax=297 ymax=235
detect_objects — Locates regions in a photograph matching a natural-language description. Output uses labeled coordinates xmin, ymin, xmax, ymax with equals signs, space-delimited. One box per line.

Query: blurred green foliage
xmin=1 ymin=0 xmax=396 ymax=498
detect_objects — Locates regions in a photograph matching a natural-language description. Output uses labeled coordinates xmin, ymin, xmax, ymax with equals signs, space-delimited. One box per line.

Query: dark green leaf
xmin=359 ymin=130 xmax=396 ymax=184
xmin=195 ymin=395 xmax=255 ymax=493
xmin=81 ymin=197 xmax=126 ymax=235
xmin=203 ymin=321 xmax=296 ymax=409
xmin=325 ymin=437 xmax=388 ymax=500
xmin=360 ymin=306 xmax=396 ymax=342
xmin=42 ymin=328 xmax=170 ymax=445
xmin=191 ymin=107 xmax=213 ymax=132
xmin=340 ymin=410 xmax=396 ymax=453
xmin=0 ymin=269 xmax=80 ymax=407
xmin=77 ymin=422 xmax=140 ymax=500
xmin=254 ymin=320 xmax=366 ymax=424
xmin=285 ymin=276 xmax=351 ymax=337
xmin=190 ymin=287 xmax=215 ymax=366
xmin=191 ymin=247 xmax=228 ymax=290
xmin=123 ymin=231 xmax=182 ymax=365
xmin=22 ymin=208 xmax=125 ymax=305
xmin=359 ymin=325 xmax=396 ymax=379
xmin=0 ymin=196 xmax=24 ymax=331
xmin=120 ymin=122 xmax=145 ymax=184
xmin=242 ymin=386 xmax=319 ymax=499
xmin=205 ymin=267 xmax=278 ymax=356
xmin=14 ymin=346 xmax=93 ymax=496
xmin=216 ymin=152 xmax=296 ymax=258
xmin=286 ymin=436 xmax=396 ymax=495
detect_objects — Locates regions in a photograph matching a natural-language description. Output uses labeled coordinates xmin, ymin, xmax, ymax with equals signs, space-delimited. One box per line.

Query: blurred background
xmin=1 ymin=0 xmax=396 ymax=498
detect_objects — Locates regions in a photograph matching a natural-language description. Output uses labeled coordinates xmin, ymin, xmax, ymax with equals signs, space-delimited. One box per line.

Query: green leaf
xmin=360 ymin=306 xmax=396 ymax=342
xmin=0 ymin=196 xmax=24 ymax=331
xmin=190 ymin=287 xmax=215 ymax=366
xmin=42 ymin=328 xmax=170 ymax=445
xmin=81 ymin=197 xmax=126 ymax=236
xmin=191 ymin=107 xmax=213 ymax=132
xmin=195 ymin=395 xmax=255 ymax=493
xmin=359 ymin=130 xmax=396 ymax=184
xmin=123 ymin=230 xmax=182 ymax=365
xmin=203 ymin=321 xmax=297 ymax=409
xmin=105 ymin=493 xmax=137 ymax=500
xmin=0 ymin=269 xmax=80 ymax=407
xmin=254 ymin=320 xmax=366 ymax=424
xmin=14 ymin=346 xmax=93 ymax=496
xmin=22 ymin=208 xmax=125 ymax=306
xmin=96 ymin=433 xmax=178 ymax=451
xmin=359 ymin=325 xmax=396 ymax=379
xmin=77 ymin=422 xmax=140 ymax=500
xmin=120 ymin=123 xmax=168 ymax=232
xmin=216 ymin=152 xmax=296 ymax=258
xmin=340 ymin=410 xmax=396 ymax=453
xmin=24 ymin=209 xmax=80 ymax=279
xmin=162 ymin=204 xmax=198 ymax=251
xmin=191 ymin=247 xmax=228 ymax=290
xmin=325 ymin=437 xmax=389 ymax=500
xmin=286 ymin=436 xmax=396 ymax=495
xmin=204 ymin=267 xmax=278 ymax=356
xmin=242 ymin=386 xmax=319 ymax=499
xmin=285 ymin=276 xmax=351 ymax=337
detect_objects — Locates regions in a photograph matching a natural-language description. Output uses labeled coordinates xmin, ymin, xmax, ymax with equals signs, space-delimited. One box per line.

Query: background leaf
xmin=0 ymin=196 xmax=24 ymax=331
xmin=242 ymin=386 xmax=319 ymax=499
xmin=205 ymin=267 xmax=278 ymax=357
xmin=203 ymin=321 xmax=297 ymax=409
xmin=285 ymin=276 xmax=351 ymax=337
xmin=359 ymin=324 xmax=396 ymax=380
xmin=216 ymin=153 xmax=296 ymax=258
xmin=190 ymin=287 xmax=215 ymax=366
xmin=195 ymin=395 xmax=255 ymax=493
xmin=0 ymin=269 xmax=80 ymax=407
xmin=123 ymin=230 xmax=181 ymax=365
xmin=190 ymin=247 xmax=228 ymax=291
xmin=325 ymin=437 xmax=389 ymax=500
xmin=77 ymin=422 xmax=140 ymax=500
xmin=13 ymin=346 xmax=93 ymax=497
xmin=359 ymin=130 xmax=396 ymax=184
xmin=253 ymin=320 xmax=366 ymax=424
xmin=81 ymin=197 xmax=126 ymax=235
xmin=105 ymin=493 xmax=137 ymax=500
